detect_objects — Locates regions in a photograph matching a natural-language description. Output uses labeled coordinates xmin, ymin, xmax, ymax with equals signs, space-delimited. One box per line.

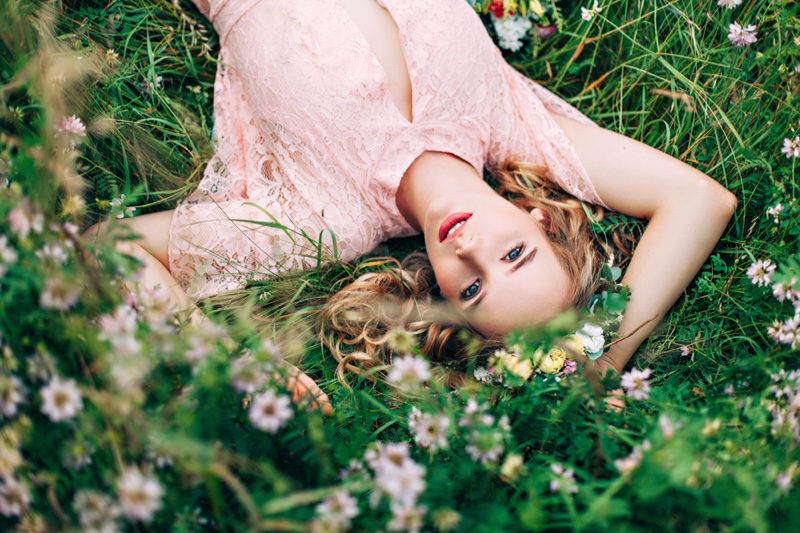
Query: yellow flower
xmin=562 ymin=335 xmax=584 ymax=359
xmin=528 ymin=0 xmax=546 ymax=17
xmin=537 ymin=347 xmax=567 ymax=374
xmin=495 ymin=349 xmax=534 ymax=380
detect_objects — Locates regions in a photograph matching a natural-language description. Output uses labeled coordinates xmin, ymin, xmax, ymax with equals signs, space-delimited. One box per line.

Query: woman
xmin=89 ymin=0 xmax=736 ymax=401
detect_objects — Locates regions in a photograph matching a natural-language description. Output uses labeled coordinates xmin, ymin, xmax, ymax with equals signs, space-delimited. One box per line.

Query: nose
xmin=455 ymin=233 xmax=479 ymax=258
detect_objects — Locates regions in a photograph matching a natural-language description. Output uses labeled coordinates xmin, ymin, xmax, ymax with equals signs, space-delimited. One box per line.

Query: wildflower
xmin=63 ymin=439 xmax=94 ymax=470
xmin=767 ymin=203 xmax=785 ymax=224
xmin=98 ymin=305 xmax=141 ymax=357
xmin=716 ymin=0 xmax=742 ymax=8
xmin=473 ymin=366 xmax=496 ymax=384
xmin=56 ymin=115 xmax=87 ymax=149
xmin=248 ymin=390 xmax=293 ymax=433
xmin=109 ymin=195 xmax=137 ymax=219
xmin=73 ymin=490 xmax=121 ymax=531
xmin=39 ymin=378 xmax=83 ymax=422
xmin=314 ymin=491 xmax=359 ymax=531
xmin=620 ymin=367 xmax=652 ymax=400
xmin=35 ymin=243 xmax=68 ymax=265
xmin=140 ymin=74 xmax=164 ymax=95
xmin=365 ymin=442 xmax=411 ymax=471
xmin=747 ymin=259 xmax=776 ymax=287
xmin=0 ymin=476 xmax=31 ymax=517
xmin=259 ymin=338 xmax=282 ymax=363
xmin=0 ymin=375 xmax=26 ymax=418
xmin=702 ymin=418 xmax=722 ymax=437
xmin=614 ymin=445 xmax=646 ymax=475
xmin=408 ymin=407 xmax=450 ymax=451
xmin=581 ymin=0 xmax=602 ymax=21
xmin=549 ymin=463 xmax=579 ymax=494
xmin=781 ymin=137 xmax=800 ymax=158
xmin=500 ymin=453 xmax=526 ymax=481
xmin=728 ymin=21 xmax=758 ymax=47
xmin=387 ymin=503 xmax=427 ymax=533
xmin=777 ymin=464 xmax=797 ymax=493
xmin=679 ymin=345 xmax=692 ymax=357
xmin=561 ymin=359 xmax=578 ymax=375
xmin=432 ymin=509 xmax=461 ymax=531
xmin=105 ymin=49 xmax=120 ymax=63
xmin=26 ymin=352 xmax=56 ymax=382
xmin=387 ymin=327 xmax=417 ymax=353
xmin=659 ymin=414 xmax=676 ymax=440
xmin=40 ymin=277 xmax=81 ymax=311
xmin=768 ymin=315 xmax=800 ymax=349
xmin=386 ymin=354 xmax=431 ymax=391
xmin=576 ymin=322 xmax=605 ymax=357
xmin=772 ymin=278 xmax=800 ymax=303
xmin=230 ymin=356 xmax=267 ymax=394
xmin=492 ymin=14 xmax=532 ymax=52
xmin=465 ymin=427 xmax=507 ymax=464
xmin=0 ymin=235 xmax=18 ymax=265
xmin=116 ymin=466 xmax=163 ymax=522
xmin=0 ymin=442 xmax=22 ymax=478
xmin=8 ymin=201 xmax=44 ymax=240
xmin=374 ymin=457 xmax=426 ymax=508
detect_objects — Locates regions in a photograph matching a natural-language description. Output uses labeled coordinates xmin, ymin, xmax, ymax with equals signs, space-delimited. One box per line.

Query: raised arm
xmin=549 ymin=113 xmax=737 ymax=374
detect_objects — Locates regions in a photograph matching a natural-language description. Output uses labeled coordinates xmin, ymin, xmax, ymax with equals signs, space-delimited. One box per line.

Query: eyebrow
xmin=465 ymin=247 xmax=537 ymax=311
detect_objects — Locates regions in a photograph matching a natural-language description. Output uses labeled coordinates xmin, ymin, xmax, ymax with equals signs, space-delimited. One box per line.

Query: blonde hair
xmin=317 ymin=160 xmax=612 ymax=385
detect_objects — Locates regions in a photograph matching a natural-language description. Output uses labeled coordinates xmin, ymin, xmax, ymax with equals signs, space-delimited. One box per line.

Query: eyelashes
xmin=459 ymin=244 xmax=525 ymax=301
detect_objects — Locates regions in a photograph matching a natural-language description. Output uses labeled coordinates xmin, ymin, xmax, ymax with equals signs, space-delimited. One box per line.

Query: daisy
xmin=40 ymin=378 xmax=83 ymax=422
xmin=73 ymin=490 xmax=121 ymax=531
xmin=248 ymin=390 xmax=293 ymax=433
xmin=230 ymin=356 xmax=267 ymax=394
xmin=315 ymin=491 xmax=359 ymax=529
xmin=386 ymin=354 xmax=431 ymax=390
xmin=0 ymin=476 xmax=31 ymax=517
xmin=387 ymin=503 xmax=427 ymax=533
xmin=746 ymin=259 xmax=776 ymax=287
xmin=374 ymin=456 xmax=426 ymax=508
xmin=620 ymin=367 xmax=652 ymax=400
xmin=116 ymin=466 xmax=163 ymax=522
xmin=728 ymin=21 xmax=758 ymax=47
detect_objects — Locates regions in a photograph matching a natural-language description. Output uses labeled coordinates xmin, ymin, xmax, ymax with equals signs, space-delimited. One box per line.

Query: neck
xmin=396 ymin=152 xmax=487 ymax=232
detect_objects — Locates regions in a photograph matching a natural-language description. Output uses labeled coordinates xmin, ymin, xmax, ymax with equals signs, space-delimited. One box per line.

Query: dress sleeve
xmin=493 ymin=60 xmax=607 ymax=207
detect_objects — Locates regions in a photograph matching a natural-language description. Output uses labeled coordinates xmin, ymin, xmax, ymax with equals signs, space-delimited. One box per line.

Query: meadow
xmin=1 ymin=0 xmax=799 ymax=531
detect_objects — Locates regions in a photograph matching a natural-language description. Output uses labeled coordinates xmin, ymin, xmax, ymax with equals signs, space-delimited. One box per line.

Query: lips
xmin=438 ymin=212 xmax=472 ymax=243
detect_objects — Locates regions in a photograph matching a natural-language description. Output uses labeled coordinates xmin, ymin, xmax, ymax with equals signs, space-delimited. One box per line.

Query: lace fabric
xmin=169 ymin=0 xmax=605 ymax=300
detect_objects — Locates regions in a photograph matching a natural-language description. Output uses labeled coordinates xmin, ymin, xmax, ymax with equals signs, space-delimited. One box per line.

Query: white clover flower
xmin=116 ymin=466 xmax=163 ymax=522
xmin=109 ymin=195 xmax=137 ymax=219
xmin=56 ymin=115 xmax=87 ymax=137
xmin=465 ymin=431 xmax=505 ymax=464
xmin=728 ymin=21 xmax=758 ymax=47
xmin=620 ymin=367 xmax=652 ymax=401
xmin=746 ymin=259 xmax=777 ymax=287
xmin=716 ymin=0 xmax=742 ymax=8
xmin=373 ymin=456 xmax=426 ymax=508
xmin=40 ymin=277 xmax=81 ymax=311
xmin=387 ymin=502 xmax=427 ymax=533
xmin=365 ymin=441 xmax=411 ymax=472
xmin=0 ymin=375 xmax=26 ymax=418
xmin=492 ymin=14 xmax=532 ymax=52
xmin=549 ymin=463 xmax=579 ymax=494
xmin=74 ymin=490 xmax=122 ymax=532
xmin=0 ymin=476 xmax=31 ymax=517
xmin=408 ymin=407 xmax=450 ymax=451
xmin=248 ymin=390 xmax=293 ymax=433
xmin=581 ymin=0 xmax=603 ymax=21
xmin=40 ymin=378 xmax=83 ymax=422
xmin=386 ymin=354 xmax=431 ymax=391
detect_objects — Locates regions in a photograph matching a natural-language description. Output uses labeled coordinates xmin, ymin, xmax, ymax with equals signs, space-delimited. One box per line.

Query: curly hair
xmin=317 ymin=160 xmax=615 ymax=385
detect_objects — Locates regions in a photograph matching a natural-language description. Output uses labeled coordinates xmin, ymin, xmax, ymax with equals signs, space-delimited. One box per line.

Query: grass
xmin=1 ymin=0 xmax=800 ymax=531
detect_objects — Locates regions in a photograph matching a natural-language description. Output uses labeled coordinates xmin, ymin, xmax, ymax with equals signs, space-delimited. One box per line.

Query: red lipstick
xmin=439 ymin=213 xmax=472 ymax=243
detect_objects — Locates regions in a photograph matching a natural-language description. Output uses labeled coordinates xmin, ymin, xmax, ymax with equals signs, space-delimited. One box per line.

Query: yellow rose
xmin=562 ymin=335 xmax=585 ymax=360
xmin=500 ymin=351 xmax=535 ymax=381
xmin=538 ymin=347 xmax=567 ymax=374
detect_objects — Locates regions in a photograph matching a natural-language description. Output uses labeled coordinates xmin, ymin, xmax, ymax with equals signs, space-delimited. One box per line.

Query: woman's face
xmin=422 ymin=192 xmax=572 ymax=337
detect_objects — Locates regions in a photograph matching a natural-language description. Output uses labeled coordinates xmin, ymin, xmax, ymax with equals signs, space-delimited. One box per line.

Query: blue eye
xmin=461 ymin=280 xmax=480 ymax=300
xmin=504 ymin=245 xmax=523 ymax=261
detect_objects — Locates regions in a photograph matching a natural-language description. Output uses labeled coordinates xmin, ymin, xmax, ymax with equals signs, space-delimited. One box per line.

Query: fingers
xmin=281 ymin=362 xmax=333 ymax=416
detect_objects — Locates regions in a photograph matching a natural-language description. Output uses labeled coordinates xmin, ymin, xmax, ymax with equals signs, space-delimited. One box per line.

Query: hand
xmin=281 ymin=362 xmax=333 ymax=416
xmin=604 ymin=387 xmax=625 ymax=412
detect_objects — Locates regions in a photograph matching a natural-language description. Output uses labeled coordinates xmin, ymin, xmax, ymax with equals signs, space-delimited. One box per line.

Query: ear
xmin=529 ymin=207 xmax=553 ymax=231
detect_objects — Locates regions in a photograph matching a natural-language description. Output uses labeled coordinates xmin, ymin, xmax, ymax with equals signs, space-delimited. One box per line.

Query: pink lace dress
xmin=169 ymin=0 xmax=604 ymax=301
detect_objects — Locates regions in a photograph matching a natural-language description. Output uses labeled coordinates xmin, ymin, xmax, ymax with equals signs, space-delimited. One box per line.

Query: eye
xmin=460 ymin=279 xmax=480 ymax=300
xmin=503 ymin=244 xmax=524 ymax=261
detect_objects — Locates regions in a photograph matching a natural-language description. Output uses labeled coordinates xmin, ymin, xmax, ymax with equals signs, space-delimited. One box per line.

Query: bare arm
xmin=550 ymin=113 xmax=737 ymax=374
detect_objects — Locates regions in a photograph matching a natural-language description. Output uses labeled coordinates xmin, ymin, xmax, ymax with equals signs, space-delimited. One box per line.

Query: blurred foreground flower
xmin=40 ymin=378 xmax=83 ymax=421
xmin=55 ymin=115 xmax=86 ymax=149
xmin=728 ymin=21 xmax=757 ymax=47
xmin=387 ymin=354 xmax=431 ymax=391
xmin=549 ymin=463 xmax=579 ymax=494
xmin=620 ymin=367 xmax=652 ymax=400
xmin=0 ymin=476 xmax=31 ymax=517
xmin=74 ymin=490 xmax=121 ymax=532
xmin=248 ymin=389 xmax=293 ymax=433
xmin=313 ymin=491 xmax=359 ymax=532
xmin=408 ymin=407 xmax=450 ymax=452
xmin=40 ymin=276 xmax=81 ymax=311
xmin=614 ymin=441 xmax=650 ymax=475
xmin=0 ymin=375 xmax=26 ymax=418
xmin=116 ymin=466 xmax=163 ymax=522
